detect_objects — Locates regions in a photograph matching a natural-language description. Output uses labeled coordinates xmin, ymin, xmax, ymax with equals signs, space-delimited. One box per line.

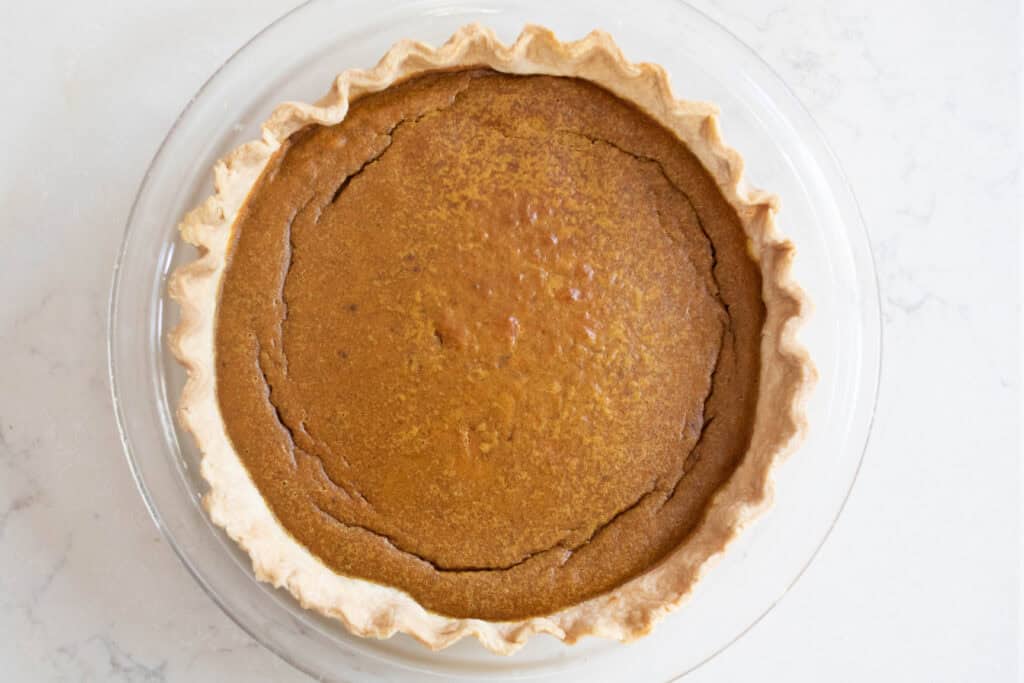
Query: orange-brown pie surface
xmin=213 ymin=68 xmax=765 ymax=620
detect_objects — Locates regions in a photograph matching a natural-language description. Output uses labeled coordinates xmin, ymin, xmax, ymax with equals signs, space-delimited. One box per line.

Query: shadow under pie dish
xmin=169 ymin=24 xmax=813 ymax=655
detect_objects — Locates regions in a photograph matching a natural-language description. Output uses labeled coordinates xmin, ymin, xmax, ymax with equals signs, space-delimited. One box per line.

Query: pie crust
xmin=169 ymin=24 xmax=813 ymax=654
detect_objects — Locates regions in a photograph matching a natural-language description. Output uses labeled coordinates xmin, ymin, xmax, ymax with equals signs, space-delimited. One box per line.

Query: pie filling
xmin=215 ymin=69 xmax=764 ymax=620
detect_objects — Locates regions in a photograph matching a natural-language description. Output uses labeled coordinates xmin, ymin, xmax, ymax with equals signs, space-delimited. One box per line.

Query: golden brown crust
xmin=169 ymin=24 xmax=814 ymax=654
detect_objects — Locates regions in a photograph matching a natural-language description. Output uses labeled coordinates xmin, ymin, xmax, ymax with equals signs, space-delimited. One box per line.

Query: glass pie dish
xmin=108 ymin=1 xmax=881 ymax=680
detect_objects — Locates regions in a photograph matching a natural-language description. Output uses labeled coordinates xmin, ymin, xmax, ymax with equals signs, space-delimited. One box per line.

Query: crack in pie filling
xmin=171 ymin=25 xmax=812 ymax=653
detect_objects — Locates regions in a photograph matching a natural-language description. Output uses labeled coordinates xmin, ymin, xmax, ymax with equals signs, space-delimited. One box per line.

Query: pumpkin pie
xmin=170 ymin=24 xmax=812 ymax=654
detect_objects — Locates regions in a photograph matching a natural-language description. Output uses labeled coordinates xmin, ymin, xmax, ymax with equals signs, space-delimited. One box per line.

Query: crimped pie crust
xmin=168 ymin=24 xmax=813 ymax=654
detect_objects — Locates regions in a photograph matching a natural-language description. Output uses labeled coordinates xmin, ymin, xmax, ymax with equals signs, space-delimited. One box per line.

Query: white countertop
xmin=0 ymin=1 xmax=1018 ymax=680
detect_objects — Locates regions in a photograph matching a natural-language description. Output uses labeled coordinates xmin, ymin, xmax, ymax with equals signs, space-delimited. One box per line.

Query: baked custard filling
xmin=214 ymin=69 xmax=764 ymax=620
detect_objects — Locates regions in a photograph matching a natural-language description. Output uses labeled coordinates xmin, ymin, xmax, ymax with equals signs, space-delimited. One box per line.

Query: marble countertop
xmin=0 ymin=1 xmax=1018 ymax=680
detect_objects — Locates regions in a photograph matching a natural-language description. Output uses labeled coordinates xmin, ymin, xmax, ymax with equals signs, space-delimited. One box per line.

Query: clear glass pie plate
xmin=108 ymin=0 xmax=881 ymax=680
